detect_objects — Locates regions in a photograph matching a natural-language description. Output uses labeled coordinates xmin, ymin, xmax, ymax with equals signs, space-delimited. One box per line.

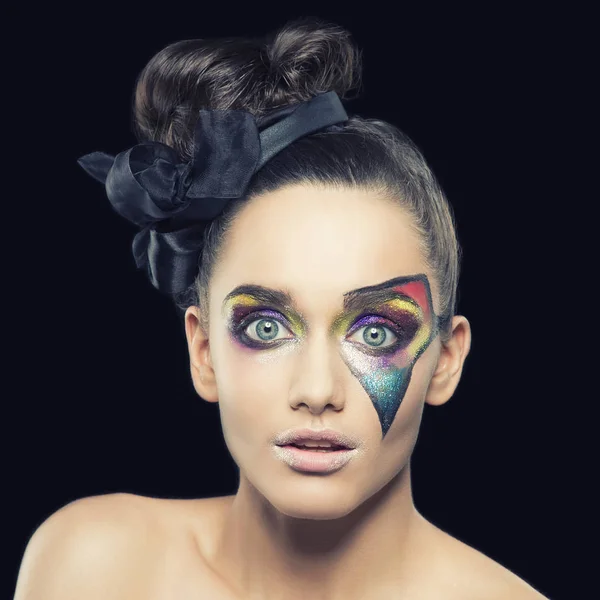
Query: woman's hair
xmin=132 ymin=17 xmax=460 ymax=342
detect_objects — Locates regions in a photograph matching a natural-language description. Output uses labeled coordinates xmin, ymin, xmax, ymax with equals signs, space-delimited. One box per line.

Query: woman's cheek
xmin=217 ymin=341 xmax=294 ymax=414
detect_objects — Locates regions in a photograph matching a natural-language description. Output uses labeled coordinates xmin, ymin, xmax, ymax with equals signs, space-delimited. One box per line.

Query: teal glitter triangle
xmin=362 ymin=366 xmax=412 ymax=437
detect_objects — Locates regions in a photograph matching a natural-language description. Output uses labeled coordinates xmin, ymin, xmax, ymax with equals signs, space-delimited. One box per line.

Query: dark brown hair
xmin=132 ymin=17 xmax=460 ymax=341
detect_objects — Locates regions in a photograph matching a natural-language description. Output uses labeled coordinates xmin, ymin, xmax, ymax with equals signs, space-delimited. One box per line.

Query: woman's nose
xmin=287 ymin=331 xmax=345 ymax=414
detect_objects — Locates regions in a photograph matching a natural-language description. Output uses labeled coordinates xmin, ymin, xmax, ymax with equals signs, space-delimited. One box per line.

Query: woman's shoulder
xmin=15 ymin=493 xmax=153 ymax=598
xmin=68 ymin=491 xmax=231 ymax=571
xmin=15 ymin=492 xmax=227 ymax=600
xmin=54 ymin=490 xmax=232 ymax=541
xmin=415 ymin=513 xmax=549 ymax=599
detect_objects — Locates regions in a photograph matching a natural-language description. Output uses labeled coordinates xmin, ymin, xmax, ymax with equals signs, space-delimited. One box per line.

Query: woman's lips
xmin=272 ymin=444 xmax=358 ymax=473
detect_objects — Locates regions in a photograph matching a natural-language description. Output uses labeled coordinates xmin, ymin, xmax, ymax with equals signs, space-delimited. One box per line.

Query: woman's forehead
xmin=221 ymin=185 xmax=426 ymax=275
xmin=212 ymin=185 xmax=440 ymax=314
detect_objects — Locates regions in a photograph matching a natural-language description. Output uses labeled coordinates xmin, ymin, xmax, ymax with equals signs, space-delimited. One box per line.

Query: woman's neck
xmin=208 ymin=462 xmax=430 ymax=600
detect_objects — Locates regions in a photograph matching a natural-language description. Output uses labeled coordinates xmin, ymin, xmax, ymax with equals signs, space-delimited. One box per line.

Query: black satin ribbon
xmin=77 ymin=91 xmax=348 ymax=295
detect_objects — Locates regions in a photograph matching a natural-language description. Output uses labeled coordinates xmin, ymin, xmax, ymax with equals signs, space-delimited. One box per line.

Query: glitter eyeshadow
xmin=223 ymin=293 xmax=305 ymax=351
xmin=336 ymin=275 xmax=439 ymax=438
xmin=222 ymin=274 xmax=441 ymax=437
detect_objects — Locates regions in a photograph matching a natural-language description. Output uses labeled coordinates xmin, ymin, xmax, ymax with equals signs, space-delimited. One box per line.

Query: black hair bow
xmin=77 ymin=91 xmax=348 ymax=296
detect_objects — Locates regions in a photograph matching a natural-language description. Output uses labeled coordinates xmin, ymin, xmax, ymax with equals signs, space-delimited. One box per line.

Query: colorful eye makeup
xmin=334 ymin=275 xmax=438 ymax=437
xmin=223 ymin=292 xmax=305 ymax=351
xmin=222 ymin=274 xmax=441 ymax=438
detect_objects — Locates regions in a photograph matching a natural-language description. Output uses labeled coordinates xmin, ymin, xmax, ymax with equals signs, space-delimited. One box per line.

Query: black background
xmin=8 ymin=5 xmax=590 ymax=600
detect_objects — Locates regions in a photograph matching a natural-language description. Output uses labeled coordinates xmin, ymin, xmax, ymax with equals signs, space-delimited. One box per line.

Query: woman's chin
xmin=278 ymin=505 xmax=354 ymax=520
xmin=267 ymin=490 xmax=358 ymax=520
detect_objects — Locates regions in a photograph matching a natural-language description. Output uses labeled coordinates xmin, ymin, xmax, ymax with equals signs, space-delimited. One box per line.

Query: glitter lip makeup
xmin=272 ymin=444 xmax=359 ymax=473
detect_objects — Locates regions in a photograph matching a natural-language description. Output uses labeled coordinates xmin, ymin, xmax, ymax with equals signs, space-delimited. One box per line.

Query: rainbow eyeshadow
xmin=222 ymin=289 xmax=306 ymax=351
xmin=332 ymin=275 xmax=439 ymax=438
xmin=221 ymin=274 xmax=441 ymax=438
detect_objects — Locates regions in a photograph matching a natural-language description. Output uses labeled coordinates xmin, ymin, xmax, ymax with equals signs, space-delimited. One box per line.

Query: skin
xmin=184 ymin=183 xmax=476 ymax=599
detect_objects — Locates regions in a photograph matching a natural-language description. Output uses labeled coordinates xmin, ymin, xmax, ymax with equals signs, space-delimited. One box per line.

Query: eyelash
xmin=234 ymin=310 xmax=411 ymax=354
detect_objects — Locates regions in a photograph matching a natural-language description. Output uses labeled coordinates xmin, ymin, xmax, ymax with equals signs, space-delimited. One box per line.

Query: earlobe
xmin=425 ymin=316 xmax=471 ymax=407
xmin=184 ymin=306 xmax=219 ymax=403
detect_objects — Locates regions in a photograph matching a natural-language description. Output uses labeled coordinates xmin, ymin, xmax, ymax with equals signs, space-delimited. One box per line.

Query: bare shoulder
xmin=415 ymin=514 xmax=550 ymax=600
xmin=14 ymin=493 xmax=171 ymax=599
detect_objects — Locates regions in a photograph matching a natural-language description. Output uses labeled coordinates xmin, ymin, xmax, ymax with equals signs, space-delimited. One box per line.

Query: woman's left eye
xmin=244 ymin=317 xmax=294 ymax=343
xmin=347 ymin=323 xmax=398 ymax=349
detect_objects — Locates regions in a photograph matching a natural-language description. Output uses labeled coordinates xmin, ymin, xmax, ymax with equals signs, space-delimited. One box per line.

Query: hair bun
xmin=133 ymin=18 xmax=361 ymax=158
xmin=262 ymin=17 xmax=362 ymax=105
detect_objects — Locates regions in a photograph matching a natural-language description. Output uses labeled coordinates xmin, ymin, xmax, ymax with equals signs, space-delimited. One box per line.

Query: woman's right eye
xmin=243 ymin=317 xmax=295 ymax=343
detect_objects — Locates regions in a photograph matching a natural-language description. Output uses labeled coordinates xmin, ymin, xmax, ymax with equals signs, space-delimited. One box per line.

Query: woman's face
xmin=198 ymin=184 xmax=449 ymax=518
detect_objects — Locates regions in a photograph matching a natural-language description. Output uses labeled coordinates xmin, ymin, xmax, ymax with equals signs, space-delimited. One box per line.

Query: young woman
xmin=15 ymin=18 xmax=548 ymax=600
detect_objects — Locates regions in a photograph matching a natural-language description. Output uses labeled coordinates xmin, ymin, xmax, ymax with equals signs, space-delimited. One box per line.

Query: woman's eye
xmin=347 ymin=324 xmax=398 ymax=349
xmin=244 ymin=318 xmax=294 ymax=343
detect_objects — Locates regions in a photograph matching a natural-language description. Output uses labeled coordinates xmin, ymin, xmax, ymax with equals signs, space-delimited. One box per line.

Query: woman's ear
xmin=425 ymin=315 xmax=471 ymax=407
xmin=184 ymin=306 xmax=219 ymax=403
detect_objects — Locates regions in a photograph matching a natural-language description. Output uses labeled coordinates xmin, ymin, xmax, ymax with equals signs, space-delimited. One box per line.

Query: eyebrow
xmin=221 ymin=274 xmax=430 ymax=317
